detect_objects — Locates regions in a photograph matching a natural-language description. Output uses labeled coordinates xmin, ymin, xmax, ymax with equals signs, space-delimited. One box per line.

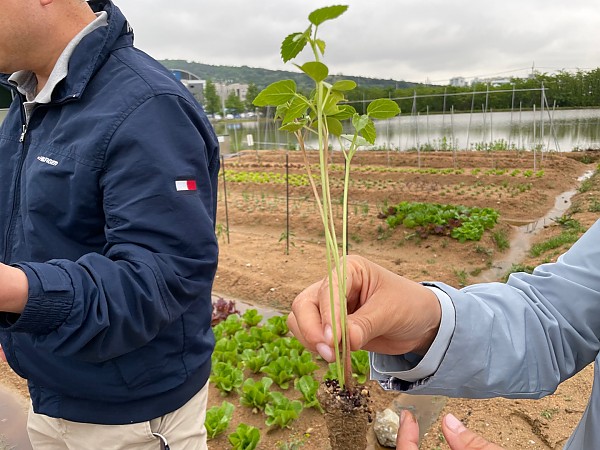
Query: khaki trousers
xmin=26 ymin=382 xmax=209 ymax=450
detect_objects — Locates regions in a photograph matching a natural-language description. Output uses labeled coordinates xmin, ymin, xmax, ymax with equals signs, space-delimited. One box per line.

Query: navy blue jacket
xmin=0 ymin=0 xmax=219 ymax=424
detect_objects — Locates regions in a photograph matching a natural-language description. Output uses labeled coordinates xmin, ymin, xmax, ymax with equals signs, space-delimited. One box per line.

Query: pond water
xmin=216 ymin=108 xmax=600 ymax=154
xmin=3 ymin=107 xmax=600 ymax=154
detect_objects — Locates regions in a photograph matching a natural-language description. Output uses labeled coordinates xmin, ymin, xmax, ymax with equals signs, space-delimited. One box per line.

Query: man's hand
xmin=287 ymin=255 xmax=442 ymax=361
xmin=396 ymin=411 xmax=505 ymax=450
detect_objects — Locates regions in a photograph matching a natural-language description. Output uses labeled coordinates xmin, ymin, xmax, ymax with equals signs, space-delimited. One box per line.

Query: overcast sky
xmin=118 ymin=0 xmax=600 ymax=85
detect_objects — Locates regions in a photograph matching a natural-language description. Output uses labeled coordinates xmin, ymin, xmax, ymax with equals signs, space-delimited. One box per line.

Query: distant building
xmin=171 ymin=69 xmax=206 ymax=103
xmin=450 ymin=77 xmax=468 ymax=87
xmin=471 ymin=76 xmax=512 ymax=87
xmin=215 ymin=82 xmax=249 ymax=102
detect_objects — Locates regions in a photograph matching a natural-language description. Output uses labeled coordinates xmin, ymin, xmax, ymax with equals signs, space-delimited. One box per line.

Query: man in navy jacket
xmin=0 ymin=0 xmax=218 ymax=448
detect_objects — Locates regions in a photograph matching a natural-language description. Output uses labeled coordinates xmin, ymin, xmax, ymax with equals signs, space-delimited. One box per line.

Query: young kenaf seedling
xmin=253 ymin=4 xmax=398 ymax=388
xmin=253 ymin=5 xmax=399 ymax=449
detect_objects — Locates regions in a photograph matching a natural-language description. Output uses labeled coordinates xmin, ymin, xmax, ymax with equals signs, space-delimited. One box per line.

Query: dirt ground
xmin=0 ymin=149 xmax=599 ymax=449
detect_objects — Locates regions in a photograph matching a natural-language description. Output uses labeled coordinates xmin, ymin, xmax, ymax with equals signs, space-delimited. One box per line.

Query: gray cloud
xmin=117 ymin=0 xmax=600 ymax=84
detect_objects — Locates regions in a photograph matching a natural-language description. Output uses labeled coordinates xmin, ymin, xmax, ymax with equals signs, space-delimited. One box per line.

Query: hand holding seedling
xmin=288 ymin=255 xmax=441 ymax=361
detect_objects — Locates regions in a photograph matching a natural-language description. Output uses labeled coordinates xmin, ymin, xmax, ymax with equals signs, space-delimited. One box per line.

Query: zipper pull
xmin=19 ymin=125 xmax=27 ymax=143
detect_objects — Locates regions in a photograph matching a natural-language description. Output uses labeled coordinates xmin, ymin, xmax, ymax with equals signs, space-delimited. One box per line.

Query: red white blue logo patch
xmin=175 ymin=179 xmax=197 ymax=191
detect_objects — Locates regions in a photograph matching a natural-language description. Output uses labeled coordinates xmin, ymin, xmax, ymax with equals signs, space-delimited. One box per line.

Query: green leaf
xmin=299 ymin=61 xmax=329 ymax=83
xmin=308 ymin=5 xmax=349 ymax=26
xmin=283 ymin=95 xmax=311 ymax=124
xmin=253 ymin=80 xmax=297 ymax=107
xmin=323 ymin=91 xmax=344 ymax=116
xmin=326 ymin=117 xmax=343 ymax=137
xmin=367 ymin=98 xmax=401 ymax=119
xmin=281 ymin=32 xmax=309 ymax=63
xmin=352 ymin=114 xmax=369 ymax=132
xmin=280 ymin=120 xmax=307 ymax=132
xmin=273 ymin=104 xmax=286 ymax=121
xmin=241 ymin=309 xmax=263 ymax=327
xmin=264 ymin=315 xmax=289 ymax=336
xmin=315 ymin=39 xmax=326 ymax=56
xmin=239 ymin=377 xmax=273 ymax=411
xmin=360 ymin=118 xmax=377 ymax=144
xmin=332 ymin=80 xmax=357 ymax=91
xmin=228 ymin=423 xmax=261 ymax=450
xmin=341 ymin=134 xmax=370 ymax=147
xmin=295 ymin=375 xmax=323 ymax=412
xmin=331 ymin=104 xmax=356 ymax=120
xmin=205 ymin=401 xmax=234 ymax=439
xmin=265 ymin=392 xmax=303 ymax=429
xmin=351 ymin=350 xmax=370 ymax=384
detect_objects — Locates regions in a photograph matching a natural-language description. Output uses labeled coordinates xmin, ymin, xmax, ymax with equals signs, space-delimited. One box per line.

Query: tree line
xmin=202 ymin=66 xmax=600 ymax=117
xmin=344 ymin=69 xmax=600 ymax=115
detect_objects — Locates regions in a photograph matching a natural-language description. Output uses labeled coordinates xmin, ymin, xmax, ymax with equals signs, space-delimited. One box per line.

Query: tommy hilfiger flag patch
xmin=175 ymin=179 xmax=197 ymax=191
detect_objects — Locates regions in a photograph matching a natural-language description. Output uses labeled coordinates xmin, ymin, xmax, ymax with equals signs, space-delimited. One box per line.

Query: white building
xmin=171 ymin=69 xmax=206 ymax=103
xmin=450 ymin=77 xmax=468 ymax=87
xmin=215 ymin=82 xmax=249 ymax=102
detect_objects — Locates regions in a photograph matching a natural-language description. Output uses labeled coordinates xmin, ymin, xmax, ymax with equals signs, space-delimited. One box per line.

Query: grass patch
xmin=589 ymin=198 xmax=600 ymax=213
xmin=492 ymin=229 xmax=510 ymax=251
xmin=530 ymin=232 xmax=579 ymax=257
xmin=578 ymin=178 xmax=593 ymax=193
xmin=552 ymin=214 xmax=584 ymax=232
xmin=502 ymin=263 xmax=536 ymax=282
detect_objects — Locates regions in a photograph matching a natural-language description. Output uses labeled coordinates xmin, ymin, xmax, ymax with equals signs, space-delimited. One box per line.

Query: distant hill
xmin=159 ymin=59 xmax=421 ymax=92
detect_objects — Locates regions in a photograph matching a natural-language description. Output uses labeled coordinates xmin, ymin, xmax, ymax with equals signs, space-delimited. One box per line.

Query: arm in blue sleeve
xmin=401 ymin=220 xmax=600 ymax=399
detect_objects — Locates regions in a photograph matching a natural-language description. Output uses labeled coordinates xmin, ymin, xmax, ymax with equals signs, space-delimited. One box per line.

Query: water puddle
xmin=475 ymin=169 xmax=594 ymax=283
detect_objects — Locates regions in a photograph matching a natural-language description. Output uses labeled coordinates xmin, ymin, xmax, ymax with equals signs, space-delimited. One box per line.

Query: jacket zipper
xmin=3 ymin=97 xmax=29 ymax=262
xmin=19 ymin=124 xmax=28 ymax=143
xmin=3 ymin=90 xmax=78 ymax=261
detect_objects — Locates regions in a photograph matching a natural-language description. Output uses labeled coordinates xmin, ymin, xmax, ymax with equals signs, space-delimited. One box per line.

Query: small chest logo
xmin=37 ymin=156 xmax=59 ymax=166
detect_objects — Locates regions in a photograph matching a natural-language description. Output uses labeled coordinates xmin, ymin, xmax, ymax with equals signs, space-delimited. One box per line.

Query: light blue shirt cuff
xmin=369 ymin=285 xmax=456 ymax=387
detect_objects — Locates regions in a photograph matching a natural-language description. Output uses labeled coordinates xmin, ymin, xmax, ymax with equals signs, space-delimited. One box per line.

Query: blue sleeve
xmin=8 ymin=94 xmax=219 ymax=362
xmin=403 ymin=220 xmax=600 ymax=399
xmin=370 ymin=286 xmax=456 ymax=387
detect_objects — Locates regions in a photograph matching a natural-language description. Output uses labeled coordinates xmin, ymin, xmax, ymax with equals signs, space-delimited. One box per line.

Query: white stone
xmin=373 ymin=408 xmax=400 ymax=448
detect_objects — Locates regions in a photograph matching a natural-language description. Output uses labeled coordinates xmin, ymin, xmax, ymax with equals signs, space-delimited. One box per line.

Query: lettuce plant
xmin=253 ymin=5 xmax=399 ymax=388
xmin=295 ymin=375 xmax=323 ymax=412
xmin=265 ymin=392 xmax=303 ymax=429
xmin=228 ymin=423 xmax=261 ymax=450
xmin=238 ymin=377 xmax=273 ymax=411
xmin=205 ymin=401 xmax=234 ymax=439
xmin=210 ymin=361 xmax=244 ymax=395
xmin=260 ymin=356 xmax=296 ymax=389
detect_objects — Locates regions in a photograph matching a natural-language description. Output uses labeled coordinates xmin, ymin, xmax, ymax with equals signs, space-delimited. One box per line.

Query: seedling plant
xmin=253 ymin=4 xmax=400 ymax=390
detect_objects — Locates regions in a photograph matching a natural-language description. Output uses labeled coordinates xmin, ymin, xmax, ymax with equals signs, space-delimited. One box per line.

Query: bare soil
xmin=1 ymin=149 xmax=599 ymax=449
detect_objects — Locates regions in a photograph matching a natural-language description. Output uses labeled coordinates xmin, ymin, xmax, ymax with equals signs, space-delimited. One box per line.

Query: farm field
xmin=214 ymin=149 xmax=590 ymax=308
xmin=210 ymin=149 xmax=600 ymax=449
xmin=0 ymin=149 xmax=599 ymax=449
